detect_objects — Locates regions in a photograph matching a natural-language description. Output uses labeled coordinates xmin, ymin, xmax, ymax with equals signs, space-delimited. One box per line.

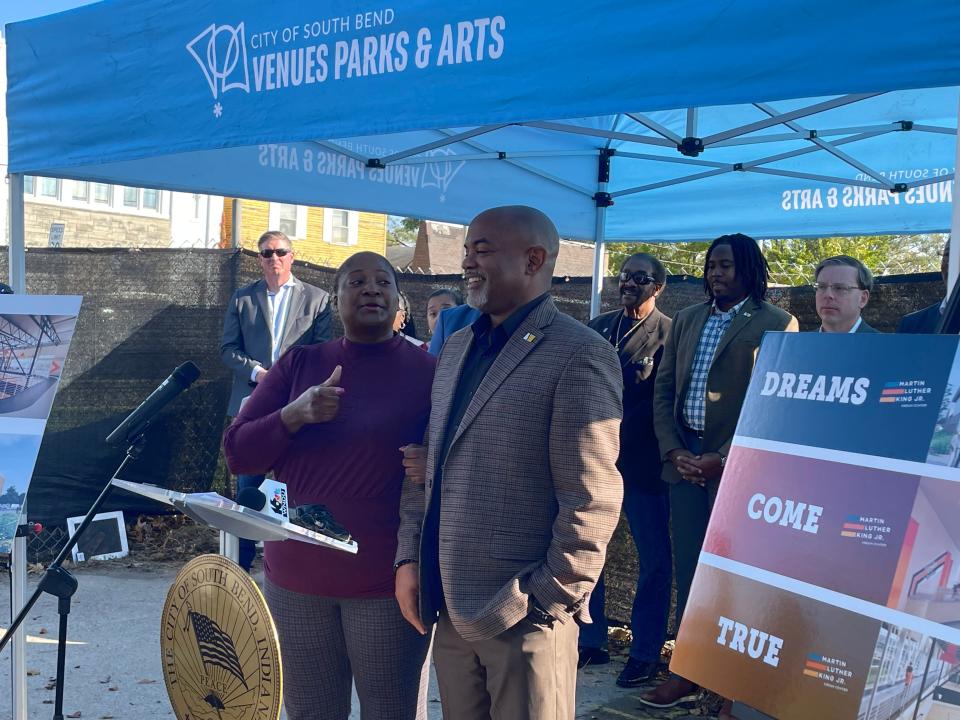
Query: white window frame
xmin=268 ymin=202 xmax=308 ymax=240
xmin=92 ymin=182 xmax=113 ymax=206
xmin=323 ymin=208 xmax=359 ymax=246
xmin=141 ymin=188 xmax=161 ymax=211
xmin=72 ymin=181 xmax=90 ymax=202
xmin=39 ymin=177 xmax=61 ymax=200
xmin=26 ymin=180 xmax=167 ymax=218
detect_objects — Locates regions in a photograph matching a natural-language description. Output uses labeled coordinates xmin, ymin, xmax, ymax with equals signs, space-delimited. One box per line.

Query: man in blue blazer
xmin=428 ymin=303 xmax=481 ymax=356
xmin=898 ymin=240 xmax=948 ymax=334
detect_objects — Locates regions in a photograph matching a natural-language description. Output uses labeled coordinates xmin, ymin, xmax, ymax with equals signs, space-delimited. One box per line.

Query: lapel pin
xmin=523 ymin=332 xmax=537 ymax=343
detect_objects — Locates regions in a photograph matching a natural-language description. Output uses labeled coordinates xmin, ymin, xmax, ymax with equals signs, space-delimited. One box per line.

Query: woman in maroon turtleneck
xmin=224 ymin=252 xmax=435 ymax=720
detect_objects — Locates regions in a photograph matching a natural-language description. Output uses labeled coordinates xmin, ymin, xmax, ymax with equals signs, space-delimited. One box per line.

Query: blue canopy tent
xmin=6 ymin=0 xmax=960 ymax=315
xmin=5 ymin=3 xmax=960 ymax=717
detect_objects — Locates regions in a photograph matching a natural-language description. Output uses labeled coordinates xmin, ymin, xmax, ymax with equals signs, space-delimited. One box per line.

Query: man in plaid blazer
xmin=395 ymin=205 xmax=623 ymax=720
xmin=641 ymin=233 xmax=798 ymax=716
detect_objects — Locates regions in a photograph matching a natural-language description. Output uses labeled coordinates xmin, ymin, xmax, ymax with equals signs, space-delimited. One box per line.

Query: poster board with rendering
xmin=0 ymin=295 xmax=82 ymax=554
xmin=672 ymin=333 xmax=960 ymax=720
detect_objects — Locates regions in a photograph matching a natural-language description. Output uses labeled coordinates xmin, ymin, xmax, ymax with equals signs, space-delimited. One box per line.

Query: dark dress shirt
xmin=424 ymin=293 xmax=550 ymax=609
xmin=588 ymin=307 xmax=672 ymax=493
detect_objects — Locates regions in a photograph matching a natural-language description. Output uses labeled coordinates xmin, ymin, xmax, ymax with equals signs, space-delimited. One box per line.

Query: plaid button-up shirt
xmin=681 ymin=298 xmax=747 ymax=432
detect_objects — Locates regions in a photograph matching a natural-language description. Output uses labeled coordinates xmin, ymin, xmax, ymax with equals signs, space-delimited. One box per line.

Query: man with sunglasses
xmin=220 ymin=229 xmax=331 ymax=571
xmin=580 ymin=254 xmax=673 ymax=688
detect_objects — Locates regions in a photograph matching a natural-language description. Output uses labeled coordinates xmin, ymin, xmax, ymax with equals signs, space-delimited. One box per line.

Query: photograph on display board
xmin=858 ymin=626 xmax=960 ymax=720
xmin=703 ymin=446 xmax=919 ymax=606
xmin=0 ymin=433 xmax=43 ymax=554
xmin=927 ymin=348 xmax=960 ymax=467
xmin=0 ymin=313 xmax=78 ymax=421
xmin=887 ymin=477 xmax=960 ymax=627
xmin=672 ymin=563 xmax=960 ymax=720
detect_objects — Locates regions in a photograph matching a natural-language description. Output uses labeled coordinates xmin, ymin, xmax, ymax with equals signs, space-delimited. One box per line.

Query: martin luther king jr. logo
xmin=186 ymin=23 xmax=250 ymax=118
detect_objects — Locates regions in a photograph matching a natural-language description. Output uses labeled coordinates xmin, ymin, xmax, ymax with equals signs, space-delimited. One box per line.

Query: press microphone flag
xmin=106 ymin=362 xmax=201 ymax=445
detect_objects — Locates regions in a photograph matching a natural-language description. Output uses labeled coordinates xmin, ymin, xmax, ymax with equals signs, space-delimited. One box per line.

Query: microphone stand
xmin=0 ymin=431 xmax=148 ymax=720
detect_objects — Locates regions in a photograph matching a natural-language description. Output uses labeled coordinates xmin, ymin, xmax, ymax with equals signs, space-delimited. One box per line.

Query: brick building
xmin=400 ymin=220 xmax=605 ymax=276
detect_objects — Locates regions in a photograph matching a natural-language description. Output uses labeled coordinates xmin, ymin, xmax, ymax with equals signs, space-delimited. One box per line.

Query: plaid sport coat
xmin=653 ymin=297 xmax=798 ymax=483
xmin=396 ymin=297 xmax=624 ymax=642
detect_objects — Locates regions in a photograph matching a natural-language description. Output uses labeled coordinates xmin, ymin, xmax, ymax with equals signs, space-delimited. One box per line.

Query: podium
xmin=110 ymin=479 xmax=359 ymax=554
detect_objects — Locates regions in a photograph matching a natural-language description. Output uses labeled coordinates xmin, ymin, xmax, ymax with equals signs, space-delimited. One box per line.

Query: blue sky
xmin=0 ymin=433 xmax=43 ymax=494
xmin=1 ymin=0 xmax=95 ymax=32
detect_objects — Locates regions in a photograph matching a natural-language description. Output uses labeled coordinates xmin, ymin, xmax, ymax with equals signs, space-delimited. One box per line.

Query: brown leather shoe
xmin=718 ymin=698 xmax=734 ymax=720
xmin=637 ymin=674 xmax=698 ymax=708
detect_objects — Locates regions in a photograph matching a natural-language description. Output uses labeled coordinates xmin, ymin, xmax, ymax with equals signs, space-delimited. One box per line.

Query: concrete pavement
xmin=1 ymin=560 xmax=708 ymax=719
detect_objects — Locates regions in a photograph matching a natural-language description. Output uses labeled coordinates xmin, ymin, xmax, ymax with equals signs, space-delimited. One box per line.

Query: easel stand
xmin=0 ymin=437 xmax=143 ymax=720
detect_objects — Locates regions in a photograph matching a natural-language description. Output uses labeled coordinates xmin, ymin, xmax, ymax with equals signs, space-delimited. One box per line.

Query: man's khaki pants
xmin=433 ymin=610 xmax=579 ymax=720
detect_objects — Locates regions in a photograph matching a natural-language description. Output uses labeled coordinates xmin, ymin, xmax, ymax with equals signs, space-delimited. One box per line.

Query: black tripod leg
xmin=53 ymin=594 xmax=71 ymax=720
xmin=34 ymin=566 xmax=78 ymax=720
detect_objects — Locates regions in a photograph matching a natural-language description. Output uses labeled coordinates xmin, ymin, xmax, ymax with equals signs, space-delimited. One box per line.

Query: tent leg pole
xmin=590 ymin=206 xmax=607 ymax=319
xmin=9 ymin=174 xmax=26 ymax=294
xmin=949 ymin=96 xmax=960 ymax=294
xmin=11 ymin=533 xmax=29 ymax=720
xmin=231 ymin=199 xmax=242 ymax=249
xmin=590 ymin=150 xmax=613 ymax=319
xmin=6 ymin=173 xmax=28 ymax=720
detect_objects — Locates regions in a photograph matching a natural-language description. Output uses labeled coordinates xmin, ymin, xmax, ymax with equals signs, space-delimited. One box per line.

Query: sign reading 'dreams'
xmin=672 ymin=333 xmax=960 ymax=720
xmin=736 ymin=333 xmax=954 ymax=462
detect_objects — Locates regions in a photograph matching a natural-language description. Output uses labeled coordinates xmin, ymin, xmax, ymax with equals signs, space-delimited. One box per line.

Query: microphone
xmin=105 ymin=362 xmax=201 ymax=446
xmin=237 ymin=487 xmax=267 ymax=511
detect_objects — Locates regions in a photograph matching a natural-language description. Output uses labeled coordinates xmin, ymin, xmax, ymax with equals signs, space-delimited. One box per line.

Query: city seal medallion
xmin=161 ymin=554 xmax=282 ymax=720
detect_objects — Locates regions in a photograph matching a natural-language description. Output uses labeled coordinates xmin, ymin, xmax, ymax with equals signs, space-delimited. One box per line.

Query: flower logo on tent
xmin=186 ymin=23 xmax=251 ymax=115
xmin=421 ymin=148 xmax=466 ymax=203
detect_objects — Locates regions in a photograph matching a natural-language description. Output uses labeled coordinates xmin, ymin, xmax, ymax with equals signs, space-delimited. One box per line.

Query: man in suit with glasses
xmin=220 ymin=229 xmax=331 ymax=571
xmin=813 ymin=255 xmax=878 ymax=333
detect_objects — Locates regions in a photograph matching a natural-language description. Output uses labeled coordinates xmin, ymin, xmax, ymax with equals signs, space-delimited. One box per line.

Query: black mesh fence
xmin=0 ymin=246 xmax=947 ymax=620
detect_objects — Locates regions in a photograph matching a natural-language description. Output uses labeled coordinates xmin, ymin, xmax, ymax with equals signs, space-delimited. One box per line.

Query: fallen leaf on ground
xmin=137 ymin=678 xmax=156 ymax=684
xmin=99 ymin=676 xmax=111 ymax=684
xmin=67 ymin=712 xmax=82 ymax=718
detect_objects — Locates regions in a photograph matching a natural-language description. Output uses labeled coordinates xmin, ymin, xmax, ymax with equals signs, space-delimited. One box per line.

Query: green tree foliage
xmin=387 ymin=216 xmax=422 ymax=246
xmin=0 ymin=486 xmax=25 ymax=506
xmin=606 ymin=234 xmax=946 ymax=286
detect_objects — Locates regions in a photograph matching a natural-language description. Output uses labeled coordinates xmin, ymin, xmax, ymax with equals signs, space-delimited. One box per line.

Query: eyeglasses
xmin=259 ymin=248 xmax=291 ymax=259
xmin=812 ymin=282 xmax=861 ymax=294
xmin=619 ymin=270 xmax=657 ymax=286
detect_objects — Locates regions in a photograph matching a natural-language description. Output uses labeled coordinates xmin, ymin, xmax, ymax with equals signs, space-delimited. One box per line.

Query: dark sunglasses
xmin=619 ymin=270 xmax=657 ymax=286
xmin=259 ymin=248 xmax=291 ymax=259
